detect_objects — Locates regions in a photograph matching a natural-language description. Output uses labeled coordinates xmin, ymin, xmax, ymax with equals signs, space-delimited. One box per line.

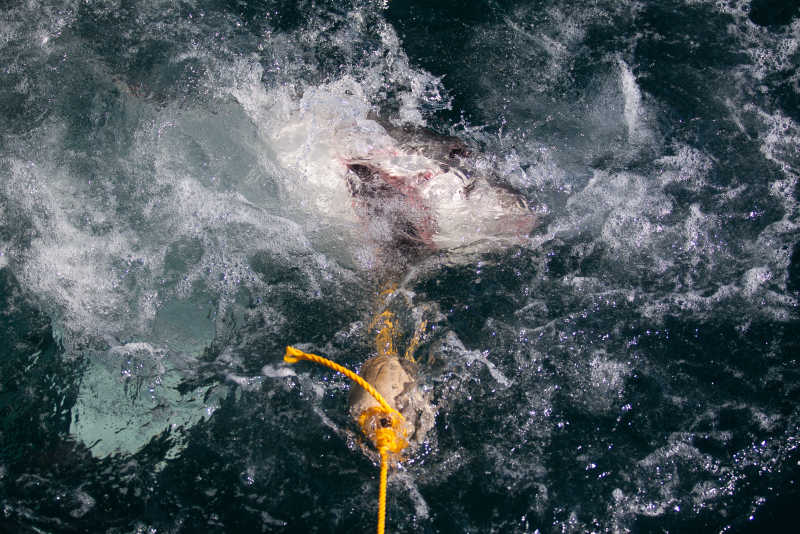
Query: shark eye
xmin=449 ymin=147 xmax=471 ymax=159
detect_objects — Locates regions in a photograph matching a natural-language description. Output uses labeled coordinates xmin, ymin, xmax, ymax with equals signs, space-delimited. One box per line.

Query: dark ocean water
xmin=1 ymin=1 xmax=799 ymax=532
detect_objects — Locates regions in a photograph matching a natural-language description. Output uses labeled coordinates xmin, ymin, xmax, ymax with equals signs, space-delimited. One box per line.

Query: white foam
xmin=394 ymin=471 xmax=430 ymax=519
xmin=742 ymin=266 xmax=773 ymax=296
xmin=4 ymin=110 xmax=323 ymax=343
xmin=759 ymin=109 xmax=800 ymax=178
xmin=438 ymin=330 xmax=512 ymax=387
xmin=655 ymin=144 xmax=715 ymax=191
xmin=261 ymin=364 xmax=297 ymax=378
xmin=560 ymin=169 xmax=675 ymax=274
xmin=618 ymin=59 xmax=645 ymax=144
xmin=4 ymin=156 xmax=156 ymax=342
xmin=0 ymin=196 xmax=4 ymax=242
xmin=0 ymin=0 xmax=75 ymax=51
xmin=234 ymin=74 xmax=389 ymax=224
xmin=226 ymin=373 xmax=266 ymax=391
xmin=464 ymin=349 xmax=513 ymax=387
xmin=586 ymin=352 xmax=631 ymax=413
xmin=491 ymin=5 xmax=585 ymax=96
xmin=628 ymin=434 xmax=717 ymax=517
xmin=68 ymin=489 xmax=96 ymax=519
xmin=556 ymin=140 xmax=798 ymax=323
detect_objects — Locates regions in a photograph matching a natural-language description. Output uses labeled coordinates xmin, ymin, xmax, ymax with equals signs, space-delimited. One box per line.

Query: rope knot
xmin=359 ymin=406 xmax=409 ymax=459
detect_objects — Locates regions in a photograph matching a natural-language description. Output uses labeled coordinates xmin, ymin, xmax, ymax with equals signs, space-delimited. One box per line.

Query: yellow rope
xmin=284 ymin=346 xmax=399 ymax=416
xmin=371 ymin=310 xmax=399 ymax=359
xmin=283 ymin=346 xmax=409 ymax=533
xmin=370 ymin=285 xmax=427 ymax=364
xmin=378 ymin=448 xmax=389 ymax=534
xmin=403 ymin=319 xmax=427 ymax=363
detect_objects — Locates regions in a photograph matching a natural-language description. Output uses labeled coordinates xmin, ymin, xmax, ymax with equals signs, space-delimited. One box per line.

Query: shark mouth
xmin=345 ymin=160 xmax=439 ymax=252
xmin=343 ymin=123 xmax=537 ymax=259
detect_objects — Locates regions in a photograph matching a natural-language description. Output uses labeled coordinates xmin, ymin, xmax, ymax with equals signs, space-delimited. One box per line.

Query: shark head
xmin=263 ymin=79 xmax=537 ymax=269
xmin=344 ymin=120 xmax=537 ymax=262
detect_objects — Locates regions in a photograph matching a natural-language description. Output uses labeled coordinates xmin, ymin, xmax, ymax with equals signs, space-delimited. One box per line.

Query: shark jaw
xmin=343 ymin=121 xmax=537 ymax=264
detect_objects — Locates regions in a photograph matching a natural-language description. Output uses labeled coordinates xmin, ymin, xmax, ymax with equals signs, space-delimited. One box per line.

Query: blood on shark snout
xmin=343 ymin=126 xmax=537 ymax=257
